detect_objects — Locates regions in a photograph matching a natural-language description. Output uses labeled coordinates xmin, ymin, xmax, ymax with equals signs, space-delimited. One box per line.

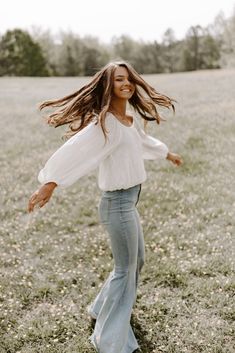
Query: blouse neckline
xmin=108 ymin=112 xmax=134 ymax=128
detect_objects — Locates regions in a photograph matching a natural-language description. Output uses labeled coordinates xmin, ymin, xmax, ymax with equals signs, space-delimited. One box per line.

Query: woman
xmin=28 ymin=61 xmax=183 ymax=353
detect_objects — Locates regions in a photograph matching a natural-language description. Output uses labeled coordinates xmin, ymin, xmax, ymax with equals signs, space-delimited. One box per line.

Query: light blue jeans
xmin=88 ymin=184 xmax=145 ymax=353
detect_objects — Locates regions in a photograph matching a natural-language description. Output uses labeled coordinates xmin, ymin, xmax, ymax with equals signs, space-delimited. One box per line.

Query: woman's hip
xmin=99 ymin=185 xmax=141 ymax=221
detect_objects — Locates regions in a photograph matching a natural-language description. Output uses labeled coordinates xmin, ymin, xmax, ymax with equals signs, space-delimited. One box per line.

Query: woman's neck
xmin=108 ymin=100 xmax=133 ymax=126
xmin=109 ymin=99 xmax=127 ymax=116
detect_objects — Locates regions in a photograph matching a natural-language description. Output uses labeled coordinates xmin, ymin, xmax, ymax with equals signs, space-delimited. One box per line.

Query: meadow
xmin=0 ymin=69 xmax=234 ymax=353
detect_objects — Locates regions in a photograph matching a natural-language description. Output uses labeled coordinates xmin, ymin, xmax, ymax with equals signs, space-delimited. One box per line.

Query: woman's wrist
xmin=45 ymin=182 xmax=57 ymax=189
xmin=166 ymin=152 xmax=171 ymax=160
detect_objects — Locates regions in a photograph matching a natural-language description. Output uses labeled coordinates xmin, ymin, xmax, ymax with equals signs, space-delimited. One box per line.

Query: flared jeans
xmin=88 ymin=184 xmax=145 ymax=353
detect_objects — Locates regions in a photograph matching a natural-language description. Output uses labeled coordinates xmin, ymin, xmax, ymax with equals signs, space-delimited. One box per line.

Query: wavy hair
xmin=39 ymin=61 xmax=175 ymax=139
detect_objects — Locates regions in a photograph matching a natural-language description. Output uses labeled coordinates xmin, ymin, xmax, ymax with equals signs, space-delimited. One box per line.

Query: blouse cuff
xmin=38 ymin=170 xmax=61 ymax=188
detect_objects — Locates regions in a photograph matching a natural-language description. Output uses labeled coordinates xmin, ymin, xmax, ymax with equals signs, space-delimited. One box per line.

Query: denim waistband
xmin=102 ymin=184 xmax=142 ymax=205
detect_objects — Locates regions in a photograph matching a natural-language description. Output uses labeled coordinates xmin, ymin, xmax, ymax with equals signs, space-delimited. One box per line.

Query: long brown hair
xmin=39 ymin=61 xmax=175 ymax=139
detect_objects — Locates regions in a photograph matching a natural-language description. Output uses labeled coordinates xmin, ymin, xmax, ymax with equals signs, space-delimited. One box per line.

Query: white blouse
xmin=38 ymin=112 xmax=169 ymax=191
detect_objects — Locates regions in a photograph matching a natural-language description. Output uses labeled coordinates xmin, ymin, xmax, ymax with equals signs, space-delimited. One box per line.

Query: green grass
xmin=0 ymin=70 xmax=234 ymax=353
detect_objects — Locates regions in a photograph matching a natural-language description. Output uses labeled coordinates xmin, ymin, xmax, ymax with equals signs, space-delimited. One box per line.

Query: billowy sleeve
xmin=38 ymin=116 xmax=121 ymax=187
xmin=134 ymin=117 xmax=169 ymax=160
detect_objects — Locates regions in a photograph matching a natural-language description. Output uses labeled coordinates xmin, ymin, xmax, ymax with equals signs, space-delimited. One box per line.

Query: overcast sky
xmin=1 ymin=0 xmax=234 ymax=42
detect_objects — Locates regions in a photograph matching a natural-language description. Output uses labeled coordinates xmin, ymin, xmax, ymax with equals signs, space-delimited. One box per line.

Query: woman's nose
xmin=123 ymin=78 xmax=131 ymax=85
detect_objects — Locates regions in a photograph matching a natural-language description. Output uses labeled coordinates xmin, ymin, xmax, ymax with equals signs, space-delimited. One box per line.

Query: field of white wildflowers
xmin=0 ymin=70 xmax=234 ymax=353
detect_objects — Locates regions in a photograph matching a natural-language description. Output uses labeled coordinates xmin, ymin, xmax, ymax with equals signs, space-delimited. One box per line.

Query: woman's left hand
xmin=166 ymin=152 xmax=183 ymax=166
xmin=28 ymin=182 xmax=57 ymax=213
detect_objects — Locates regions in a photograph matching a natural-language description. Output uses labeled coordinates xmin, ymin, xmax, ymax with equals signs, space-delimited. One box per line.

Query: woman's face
xmin=112 ymin=66 xmax=135 ymax=100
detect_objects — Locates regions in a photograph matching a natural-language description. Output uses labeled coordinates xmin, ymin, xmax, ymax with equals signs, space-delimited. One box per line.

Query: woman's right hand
xmin=28 ymin=182 xmax=57 ymax=213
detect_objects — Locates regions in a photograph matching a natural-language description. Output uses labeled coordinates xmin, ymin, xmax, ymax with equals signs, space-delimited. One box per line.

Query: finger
xmin=178 ymin=160 xmax=183 ymax=166
xmin=29 ymin=197 xmax=38 ymax=209
xmin=32 ymin=196 xmax=40 ymax=205
xmin=38 ymin=198 xmax=48 ymax=208
xmin=28 ymin=201 xmax=35 ymax=213
xmin=30 ymin=191 xmax=39 ymax=201
xmin=28 ymin=190 xmax=40 ymax=213
xmin=28 ymin=195 xmax=40 ymax=212
xmin=174 ymin=159 xmax=180 ymax=166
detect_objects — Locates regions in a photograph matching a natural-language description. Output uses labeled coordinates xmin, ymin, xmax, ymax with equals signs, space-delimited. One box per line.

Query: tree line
xmin=0 ymin=10 xmax=234 ymax=76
